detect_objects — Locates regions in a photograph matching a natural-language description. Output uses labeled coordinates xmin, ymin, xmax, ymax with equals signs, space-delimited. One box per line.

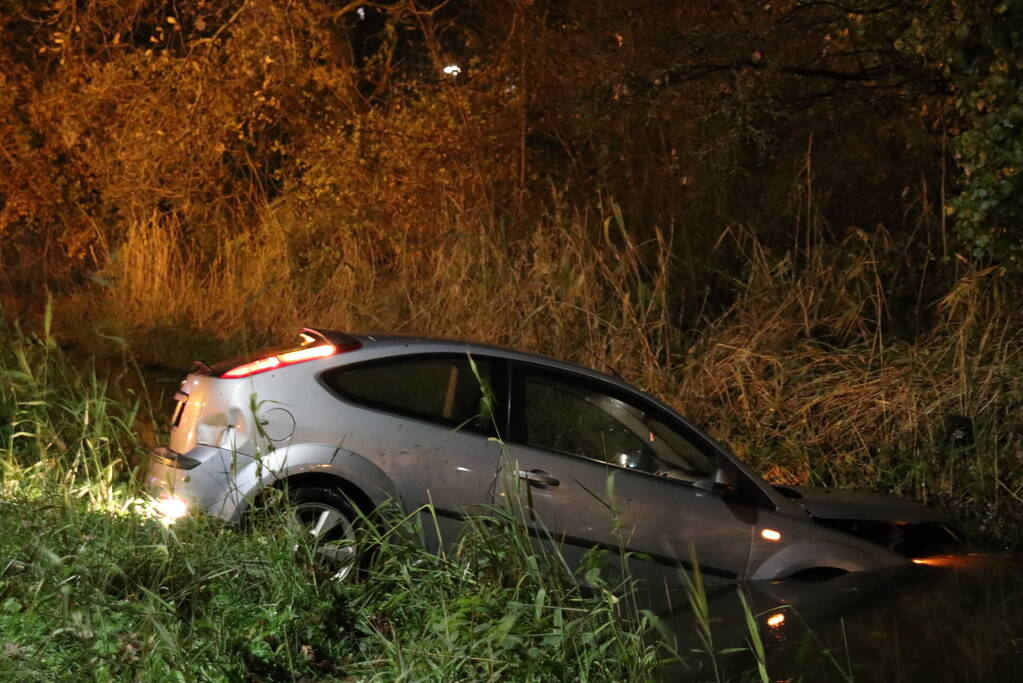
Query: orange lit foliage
xmin=0 ymin=0 xmax=521 ymax=279
xmin=1 ymin=0 xmax=949 ymax=285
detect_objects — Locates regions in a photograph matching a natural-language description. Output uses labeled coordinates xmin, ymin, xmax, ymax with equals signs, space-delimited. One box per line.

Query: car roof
xmin=302 ymin=328 xmax=787 ymax=510
xmin=309 ymin=327 xmax=638 ymax=393
xmin=314 ymin=329 xmax=746 ymax=476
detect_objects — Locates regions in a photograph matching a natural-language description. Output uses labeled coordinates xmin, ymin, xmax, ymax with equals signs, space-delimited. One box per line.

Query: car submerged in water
xmin=147 ymin=328 xmax=959 ymax=583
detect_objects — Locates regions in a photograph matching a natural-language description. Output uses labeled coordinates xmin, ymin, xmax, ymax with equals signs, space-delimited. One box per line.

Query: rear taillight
xmin=221 ymin=343 xmax=337 ymax=379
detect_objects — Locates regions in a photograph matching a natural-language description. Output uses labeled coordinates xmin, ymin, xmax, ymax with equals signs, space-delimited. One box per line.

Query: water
xmin=646 ymin=554 xmax=1023 ymax=681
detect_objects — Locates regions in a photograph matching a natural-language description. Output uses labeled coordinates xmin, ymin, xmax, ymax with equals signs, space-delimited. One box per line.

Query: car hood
xmin=781 ymin=486 xmax=943 ymax=524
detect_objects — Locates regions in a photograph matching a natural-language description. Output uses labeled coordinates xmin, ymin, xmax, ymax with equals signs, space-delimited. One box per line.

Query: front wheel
xmin=288 ymin=486 xmax=361 ymax=581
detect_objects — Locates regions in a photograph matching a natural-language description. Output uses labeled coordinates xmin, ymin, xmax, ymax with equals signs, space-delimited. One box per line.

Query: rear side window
xmin=322 ymin=355 xmax=496 ymax=434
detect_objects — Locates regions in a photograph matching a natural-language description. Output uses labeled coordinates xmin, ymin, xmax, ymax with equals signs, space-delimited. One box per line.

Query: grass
xmin=337 ymin=504 xmax=664 ymax=681
xmin=0 ymin=500 xmax=352 ymax=680
xmin=4 ymin=203 xmax=1023 ymax=679
xmin=4 ymin=3 xmax=1019 ymax=674
xmin=2 ymin=313 xmax=891 ymax=681
xmin=0 ymin=320 xmax=686 ymax=680
xmin=5 ymin=265 xmax=1020 ymax=679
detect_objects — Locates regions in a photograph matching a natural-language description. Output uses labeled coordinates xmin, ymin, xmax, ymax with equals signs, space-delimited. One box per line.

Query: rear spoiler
xmin=196 ymin=328 xmax=363 ymax=377
xmin=301 ymin=327 xmax=363 ymax=352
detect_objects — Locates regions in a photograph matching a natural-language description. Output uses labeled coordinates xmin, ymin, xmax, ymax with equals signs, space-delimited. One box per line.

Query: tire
xmin=287 ymin=486 xmax=362 ymax=581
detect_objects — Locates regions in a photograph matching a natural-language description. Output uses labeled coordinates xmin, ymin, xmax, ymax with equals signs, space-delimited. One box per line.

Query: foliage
xmin=0 ymin=317 xmax=350 ymax=679
xmin=54 ymin=194 xmax=1023 ymax=546
xmin=902 ymin=0 xmax=1023 ymax=268
xmin=335 ymin=506 xmax=665 ymax=681
xmin=0 ymin=0 xmax=957 ymax=292
xmin=3 ymin=2 xmax=1023 ymax=678
xmin=0 ymin=313 xmax=142 ymax=507
xmin=0 ymin=501 xmax=354 ymax=681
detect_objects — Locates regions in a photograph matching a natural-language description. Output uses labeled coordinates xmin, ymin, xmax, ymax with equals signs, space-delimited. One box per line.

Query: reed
xmin=58 ymin=199 xmax=1023 ymax=544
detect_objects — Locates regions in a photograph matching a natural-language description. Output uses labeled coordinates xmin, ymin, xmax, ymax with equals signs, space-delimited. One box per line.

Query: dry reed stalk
xmin=60 ymin=203 xmax=1023 ymax=537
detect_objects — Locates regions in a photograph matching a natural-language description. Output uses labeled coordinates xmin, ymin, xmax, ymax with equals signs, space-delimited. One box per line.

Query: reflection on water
xmin=646 ymin=553 xmax=1023 ymax=681
xmin=910 ymin=553 xmax=977 ymax=568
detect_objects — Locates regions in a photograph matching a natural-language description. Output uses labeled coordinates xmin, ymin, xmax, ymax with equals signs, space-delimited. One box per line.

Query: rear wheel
xmin=288 ymin=486 xmax=361 ymax=581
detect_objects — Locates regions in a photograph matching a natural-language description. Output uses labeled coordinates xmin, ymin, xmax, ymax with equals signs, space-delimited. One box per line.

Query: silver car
xmin=147 ymin=328 xmax=957 ymax=583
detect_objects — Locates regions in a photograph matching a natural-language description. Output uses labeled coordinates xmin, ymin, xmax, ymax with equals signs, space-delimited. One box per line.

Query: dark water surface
xmin=648 ymin=554 xmax=1023 ymax=681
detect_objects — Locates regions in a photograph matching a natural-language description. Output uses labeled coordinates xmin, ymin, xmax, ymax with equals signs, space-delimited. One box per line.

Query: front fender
xmin=751 ymin=539 xmax=909 ymax=580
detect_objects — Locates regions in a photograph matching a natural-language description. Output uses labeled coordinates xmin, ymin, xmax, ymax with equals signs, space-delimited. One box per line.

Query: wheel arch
xmin=271 ymin=472 xmax=375 ymax=515
xmin=750 ymin=540 xmax=908 ymax=580
xmin=234 ymin=443 xmax=401 ymax=519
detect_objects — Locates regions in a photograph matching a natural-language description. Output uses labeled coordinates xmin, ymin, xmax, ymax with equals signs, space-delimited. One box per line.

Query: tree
xmin=904 ymin=0 xmax=1023 ymax=269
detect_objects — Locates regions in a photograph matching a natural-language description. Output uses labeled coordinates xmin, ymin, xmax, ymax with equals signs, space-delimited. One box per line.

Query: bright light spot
xmin=456 ymin=466 xmax=471 ymax=472
xmin=278 ymin=344 xmax=335 ymax=363
xmin=356 ymin=6 xmax=365 ymax=20
xmin=443 ymin=64 xmax=462 ymax=76
xmin=912 ymin=555 xmax=960 ymax=567
xmin=223 ymin=344 xmax=335 ymax=378
xmin=154 ymin=495 xmax=189 ymax=524
xmin=761 ymin=528 xmax=782 ymax=542
xmin=766 ymin=612 xmax=785 ymax=628
xmin=222 ymin=355 xmax=280 ymax=378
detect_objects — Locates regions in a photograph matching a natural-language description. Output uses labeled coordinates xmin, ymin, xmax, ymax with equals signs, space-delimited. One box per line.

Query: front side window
xmin=323 ymin=355 xmax=496 ymax=434
xmin=524 ymin=375 xmax=651 ymax=467
xmin=519 ymin=369 xmax=714 ymax=480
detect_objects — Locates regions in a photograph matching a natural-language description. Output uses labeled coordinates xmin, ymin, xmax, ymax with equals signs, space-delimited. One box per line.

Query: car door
xmin=320 ymin=353 xmax=509 ymax=550
xmin=503 ymin=363 xmax=757 ymax=585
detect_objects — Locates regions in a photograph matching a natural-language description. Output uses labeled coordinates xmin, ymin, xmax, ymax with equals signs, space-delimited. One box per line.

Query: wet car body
xmin=147 ymin=328 xmax=956 ymax=583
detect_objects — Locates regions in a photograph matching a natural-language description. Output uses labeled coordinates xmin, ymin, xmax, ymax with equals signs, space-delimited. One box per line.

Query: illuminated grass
xmin=0 ymin=323 xmax=678 ymax=680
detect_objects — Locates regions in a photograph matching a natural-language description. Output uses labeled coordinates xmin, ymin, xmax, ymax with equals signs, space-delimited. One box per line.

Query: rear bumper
xmin=146 ymin=445 xmax=258 ymax=522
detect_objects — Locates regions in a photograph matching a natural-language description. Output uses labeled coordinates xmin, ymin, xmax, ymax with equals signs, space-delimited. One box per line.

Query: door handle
xmin=517 ymin=469 xmax=560 ymax=489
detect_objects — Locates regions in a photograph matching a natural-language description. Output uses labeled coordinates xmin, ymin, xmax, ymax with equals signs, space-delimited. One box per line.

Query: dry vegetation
xmin=52 ymin=197 xmax=1022 ymax=544
xmin=2 ymin=0 xmax=1023 ymax=543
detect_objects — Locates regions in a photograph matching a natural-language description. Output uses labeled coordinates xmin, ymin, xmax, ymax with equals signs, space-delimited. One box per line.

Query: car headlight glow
xmin=154 ymin=494 xmax=189 ymax=523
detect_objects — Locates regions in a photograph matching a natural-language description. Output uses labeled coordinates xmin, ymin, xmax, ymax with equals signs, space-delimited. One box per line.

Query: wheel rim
xmin=292 ymin=502 xmax=358 ymax=580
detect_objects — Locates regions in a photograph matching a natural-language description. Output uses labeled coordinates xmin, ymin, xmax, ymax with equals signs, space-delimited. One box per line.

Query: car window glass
xmin=522 ymin=371 xmax=713 ymax=480
xmin=325 ymin=356 xmax=495 ymax=433
xmin=525 ymin=376 xmax=652 ymax=467
xmin=645 ymin=416 xmax=714 ymax=480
